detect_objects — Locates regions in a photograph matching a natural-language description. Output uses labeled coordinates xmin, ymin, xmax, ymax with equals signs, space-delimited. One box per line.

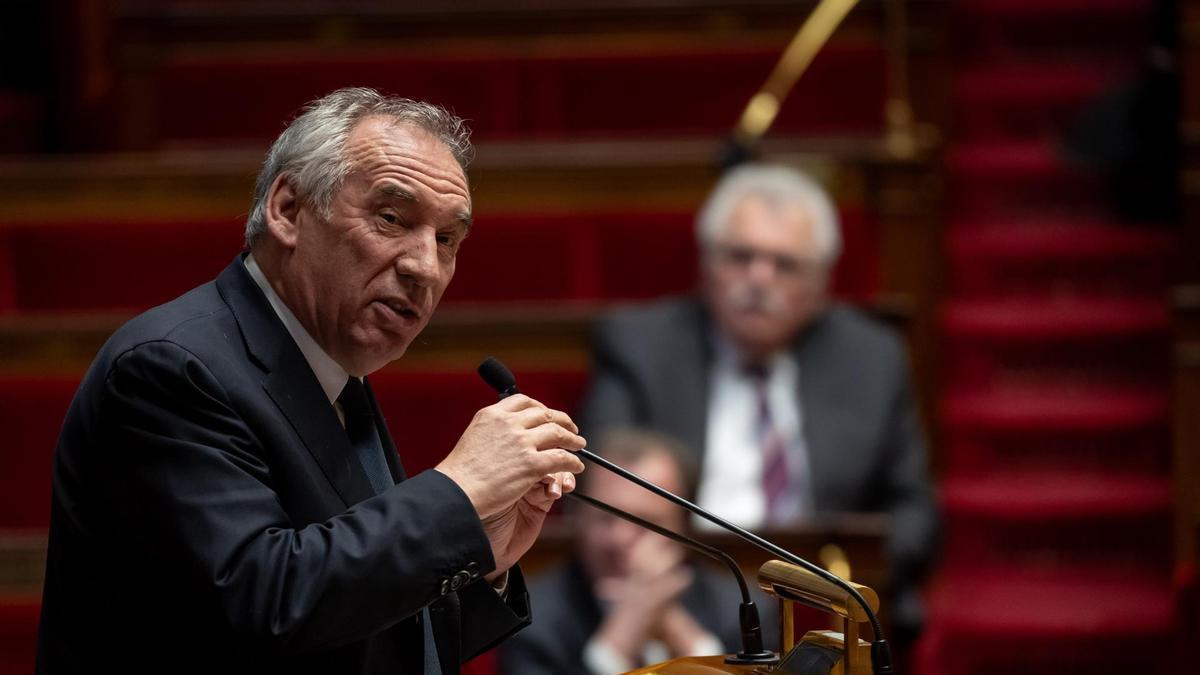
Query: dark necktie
xmin=337 ymin=378 xmax=441 ymax=674
xmin=748 ymin=367 xmax=793 ymax=525
xmin=337 ymin=377 xmax=394 ymax=495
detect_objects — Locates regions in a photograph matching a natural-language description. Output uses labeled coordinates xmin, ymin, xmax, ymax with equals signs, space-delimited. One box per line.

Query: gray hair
xmin=244 ymin=87 xmax=473 ymax=248
xmin=695 ymin=163 xmax=842 ymax=266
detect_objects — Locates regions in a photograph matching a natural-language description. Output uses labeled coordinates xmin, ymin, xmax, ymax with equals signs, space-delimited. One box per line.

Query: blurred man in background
xmin=499 ymin=429 xmax=775 ymax=675
xmin=579 ymin=163 xmax=938 ymax=640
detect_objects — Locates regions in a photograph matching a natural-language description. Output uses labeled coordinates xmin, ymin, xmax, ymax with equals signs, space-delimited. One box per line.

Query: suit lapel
xmin=215 ymin=255 xmax=377 ymax=507
xmin=793 ymin=310 xmax=834 ymax=511
xmin=667 ymin=299 xmax=714 ymax=459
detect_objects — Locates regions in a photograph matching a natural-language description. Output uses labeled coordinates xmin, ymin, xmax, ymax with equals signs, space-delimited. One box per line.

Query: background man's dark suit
xmin=37 ymin=256 xmax=528 ymax=674
xmin=498 ymin=559 xmax=775 ymax=675
xmin=578 ymin=296 xmax=938 ymax=635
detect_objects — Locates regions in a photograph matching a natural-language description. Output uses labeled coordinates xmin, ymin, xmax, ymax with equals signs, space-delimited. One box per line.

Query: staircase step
xmin=948 ymin=140 xmax=1068 ymax=177
xmin=941 ymin=471 xmax=1171 ymax=520
xmin=942 ymin=297 xmax=1169 ymax=341
xmin=924 ymin=572 xmax=1173 ymax=650
xmin=959 ymin=0 xmax=1153 ymax=18
xmin=943 ymin=386 xmax=1167 ymax=433
xmin=956 ymin=63 xmax=1118 ymax=106
xmin=919 ymin=572 xmax=1175 ymax=674
xmin=949 ymin=219 xmax=1172 ymax=259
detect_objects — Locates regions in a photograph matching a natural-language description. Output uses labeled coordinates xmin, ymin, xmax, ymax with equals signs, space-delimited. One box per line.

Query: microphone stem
xmin=567 ymin=491 xmax=752 ymax=603
xmin=577 ymin=447 xmax=886 ymax=647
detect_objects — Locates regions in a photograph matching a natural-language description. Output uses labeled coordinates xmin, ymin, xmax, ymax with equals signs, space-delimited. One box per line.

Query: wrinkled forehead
xmin=342 ymin=117 xmax=469 ymax=194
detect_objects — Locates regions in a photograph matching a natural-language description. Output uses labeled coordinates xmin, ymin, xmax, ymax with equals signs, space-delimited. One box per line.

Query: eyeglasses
xmin=710 ymin=243 xmax=822 ymax=278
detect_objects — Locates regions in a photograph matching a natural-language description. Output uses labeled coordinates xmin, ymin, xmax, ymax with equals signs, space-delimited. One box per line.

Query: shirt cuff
xmin=582 ymin=636 xmax=634 ymax=675
xmin=491 ymin=570 xmax=509 ymax=598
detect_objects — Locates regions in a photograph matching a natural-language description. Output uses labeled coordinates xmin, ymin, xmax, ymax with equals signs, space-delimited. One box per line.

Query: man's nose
xmin=746 ymin=253 xmax=777 ymax=284
xmin=395 ymin=227 xmax=440 ymax=286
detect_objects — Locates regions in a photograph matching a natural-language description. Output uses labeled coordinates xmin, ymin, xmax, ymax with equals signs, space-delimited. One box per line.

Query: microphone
xmin=476 ymin=357 xmax=893 ymax=675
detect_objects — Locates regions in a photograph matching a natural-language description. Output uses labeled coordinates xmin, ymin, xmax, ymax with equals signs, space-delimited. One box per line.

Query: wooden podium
xmin=623 ymin=559 xmax=881 ymax=675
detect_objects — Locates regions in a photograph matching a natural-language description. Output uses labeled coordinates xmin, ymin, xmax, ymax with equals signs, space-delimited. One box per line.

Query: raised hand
xmin=435 ymin=395 xmax=585 ymax=571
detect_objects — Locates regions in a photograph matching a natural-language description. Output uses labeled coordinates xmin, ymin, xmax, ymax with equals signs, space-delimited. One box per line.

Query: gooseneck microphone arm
xmin=477 ymin=357 xmax=893 ymax=675
xmin=567 ymin=491 xmax=773 ymax=663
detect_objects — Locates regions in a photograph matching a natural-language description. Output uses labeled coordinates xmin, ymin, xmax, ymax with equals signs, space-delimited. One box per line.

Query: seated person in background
xmin=499 ymin=429 xmax=776 ymax=675
xmin=578 ymin=163 xmax=938 ymax=641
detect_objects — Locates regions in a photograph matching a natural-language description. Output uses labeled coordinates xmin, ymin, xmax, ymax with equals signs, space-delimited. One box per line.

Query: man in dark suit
xmin=37 ymin=88 xmax=585 ymax=674
xmin=579 ymin=164 xmax=938 ymax=640
xmin=499 ymin=429 xmax=776 ymax=675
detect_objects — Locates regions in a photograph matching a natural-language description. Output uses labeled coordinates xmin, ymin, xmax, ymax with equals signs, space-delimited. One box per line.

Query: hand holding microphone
xmin=434 ymin=370 xmax=586 ymax=576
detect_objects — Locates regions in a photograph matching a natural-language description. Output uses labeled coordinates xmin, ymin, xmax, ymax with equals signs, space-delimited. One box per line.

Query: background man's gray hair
xmin=695 ymin=163 xmax=843 ymax=266
xmin=244 ymin=87 xmax=473 ymax=248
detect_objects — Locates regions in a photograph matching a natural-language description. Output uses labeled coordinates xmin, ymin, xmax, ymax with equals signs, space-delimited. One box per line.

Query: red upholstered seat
xmin=145 ymin=45 xmax=885 ymax=147
xmin=0 ymin=376 xmax=79 ymax=530
xmin=0 ymin=597 xmax=39 ymax=675
xmin=368 ymin=369 xmax=588 ymax=476
xmin=0 ymin=219 xmax=245 ymax=314
xmin=1 ymin=206 xmax=878 ymax=312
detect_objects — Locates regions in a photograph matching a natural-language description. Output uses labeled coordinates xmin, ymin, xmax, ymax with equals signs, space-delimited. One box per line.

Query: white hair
xmin=244 ymin=87 xmax=473 ymax=248
xmin=695 ymin=163 xmax=842 ymax=265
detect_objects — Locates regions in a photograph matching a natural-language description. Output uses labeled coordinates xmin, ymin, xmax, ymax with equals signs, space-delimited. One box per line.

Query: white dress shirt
xmin=695 ymin=333 xmax=813 ymax=529
xmin=244 ymin=254 xmax=349 ymax=407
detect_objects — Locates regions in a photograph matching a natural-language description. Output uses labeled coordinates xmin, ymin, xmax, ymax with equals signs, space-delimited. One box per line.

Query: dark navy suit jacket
xmin=37 ymin=256 xmax=529 ymax=674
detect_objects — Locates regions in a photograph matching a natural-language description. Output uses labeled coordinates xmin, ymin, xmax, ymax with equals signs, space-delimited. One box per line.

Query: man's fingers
xmin=533 ymin=448 xmax=585 ymax=476
xmin=513 ymin=406 xmax=579 ymax=433
xmin=492 ymin=393 xmax=541 ymax=412
xmin=528 ymin=423 xmax=586 ymax=452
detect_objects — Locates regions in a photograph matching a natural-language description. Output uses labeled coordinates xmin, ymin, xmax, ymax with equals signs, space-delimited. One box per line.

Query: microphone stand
xmin=568 ymin=491 xmax=777 ymax=665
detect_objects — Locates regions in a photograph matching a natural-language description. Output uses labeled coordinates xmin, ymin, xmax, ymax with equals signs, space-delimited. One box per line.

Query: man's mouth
xmin=374 ymin=298 xmax=421 ymax=323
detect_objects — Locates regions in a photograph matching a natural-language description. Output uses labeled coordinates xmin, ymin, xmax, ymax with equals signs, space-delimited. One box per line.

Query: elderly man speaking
xmin=36 ymin=88 xmax=585 ymax=675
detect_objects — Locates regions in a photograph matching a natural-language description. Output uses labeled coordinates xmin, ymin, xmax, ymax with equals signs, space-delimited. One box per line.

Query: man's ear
xmin=264 ymin=174 xmax=301 ymax=249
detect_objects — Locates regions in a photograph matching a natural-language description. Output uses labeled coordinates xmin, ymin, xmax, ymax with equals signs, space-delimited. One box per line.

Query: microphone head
xmin=477 ymin=357 xmax=518 ymax=395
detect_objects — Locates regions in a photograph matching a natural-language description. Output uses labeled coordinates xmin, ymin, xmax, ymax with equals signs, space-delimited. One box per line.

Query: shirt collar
xmin=244 ymin=254 xmax=349 ymax=405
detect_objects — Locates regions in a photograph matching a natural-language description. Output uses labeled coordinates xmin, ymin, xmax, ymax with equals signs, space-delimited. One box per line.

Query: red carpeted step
xmin=959 ymin=0 xmax=1152 ymax=17
xmin=942 ymin=297 xmax=1168 ymax=341
xmin=943 ymin=385 xmax=1167 ymax=434
xmin=0 ymin=376 xmax=80 ymax=530
xmin=946 ymin=141 xmax=1106 ymax=219
xmin=941 ymin=471 xmax=1170 ymax=521
xmin=941 ymin=297 xmax=1170 ymax=391
xmin=948 ymin=140 xmax=1067 ymax=177
xmin=954 ymin=63 xmax=1125 ymax=140
xmin=949 ymin=219 xmax=1172 ymax=259
xmin=918 ymin=572 xmax=1174 ymax=675
xmin=947 ymin=220 xmax=1172 ymax=297
xmin=939 ymin=472 xmax=1172 ymax=573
